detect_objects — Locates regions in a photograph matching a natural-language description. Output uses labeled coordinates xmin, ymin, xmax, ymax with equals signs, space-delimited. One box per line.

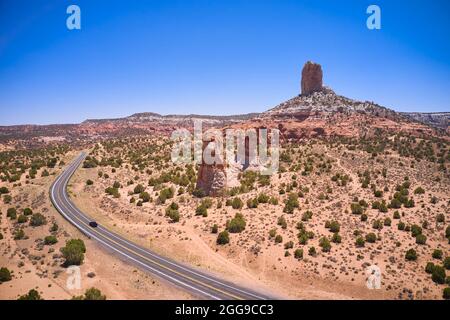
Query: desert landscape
xmin=0 ymin=62 xmax=449 ymax=300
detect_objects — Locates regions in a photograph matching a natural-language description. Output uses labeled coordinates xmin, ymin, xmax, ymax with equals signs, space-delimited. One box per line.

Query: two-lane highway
xmin=50 ymin=152 xmax=272 ymax=300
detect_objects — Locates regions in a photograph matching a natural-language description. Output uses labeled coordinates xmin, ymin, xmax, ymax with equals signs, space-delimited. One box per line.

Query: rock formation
xmin=301 ymin=61 xmax=323 ymax=95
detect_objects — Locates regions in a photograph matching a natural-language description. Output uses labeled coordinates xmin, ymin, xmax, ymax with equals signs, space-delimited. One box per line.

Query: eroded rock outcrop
xmin=301 ymin=61 xmax=323 ymax=95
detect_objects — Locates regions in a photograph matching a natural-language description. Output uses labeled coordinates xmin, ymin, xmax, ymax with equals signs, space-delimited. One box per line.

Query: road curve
xmin=50 ymin=152 xmax=272 ymax=300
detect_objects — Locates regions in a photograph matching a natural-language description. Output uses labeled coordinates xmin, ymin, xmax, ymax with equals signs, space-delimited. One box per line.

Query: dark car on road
xmin=89 ymin=221 xmax=98 ymax=228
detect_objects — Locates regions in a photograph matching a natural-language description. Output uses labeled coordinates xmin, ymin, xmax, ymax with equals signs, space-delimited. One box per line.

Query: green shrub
xmin=308 ymin=247 xmax=316 ymax=256
xmin=216 ymin=231 xmax=229 ymax=245
xmin=414 ymin=187 xmax=425 ymax=194
xmin=365 ymin=233 xmax=377 ymax=243
xmin=284 ymin=241 xmax=294 ymax=249
xmin=195 ymin=205 xmax=207 ymax=217
xmin=416 ymin=234 xmax=427 ymax=245
xmin=14 ymin=229 xmax=25 ymax=240
xmin=301 ymin=210 xmax=313 ymax=222
xmin=432 ymin=265 xmax=446 ymax=284
xmin=329 ymin=221 xmax=340 ymax=233
xmin=0 ymin=267 xmax=12 ymax=282
xmin=257 ymin=193 xmax=269 ymax=204
xmin=60 ymin=239 xmax=86 ymax=266
xmin=398 ymin=221 xmax=406 ymax=230
xmin=30 ymin=213 xmax=47 ymax=226
xmin=83 ymin=287 xmax=106 ymax=300
xmin=23 ymin=208 xmax=33 ymax=216
xmin=444 ymin=257 xmax=450 ymax=270
xmin=437 ymin=213 xmax=445 ymax=223
xmin=211 ymin=224 xmax=218 ymax=234
xmin=425 ymin=262 xmax=435 ymax=274
xmin=393 ymin=211 xmax=400 ymax=219
xmin=405 ymin=248 xmax=417 ymax=261
xmin=275 ymin=235 xmax=283 ymax=244
xmin=18 ymin=289 xmax=42 ymax=300
xmin=7 ymin=208 xmax=17 ymax=219
xmin=17 ymin=215 xmax=28 ymax=224
xmin=410 ymin=224 xmax=422 ymax=237
xmin=350 ymin=203 xmax=363 ymax=215
xmin=319 ymin=237 xmax=331 ymax=252
xmin=86 ymin=179 xmax=94 ymax=186
xmin=443 ymin=287 xmax=450 ymax=300
xmin=277 ymin=216 xmax=287 ymax=229
xmin=355 ymin=237 xmax=365 ymax=247
xmin=361 ymin=214 xmax=368 ymax=222
xmin=283 ymin=193 xmax=299 ymax=214
xmin=331 ymin=233 xmax=341 ymax=243
xmin=50 ymin=223 xmax=59 ymax=232
xmin=247 ymin=197 xmax=259 ymax=209
xmin=294 ymin=249 xmax=303 ymax=259
xmin=44 ymin=235 xmax=58 ymax=245
xmin=133 ymin=184 xmax=145 ymax=194
xmin=384 ymin=217 xmax=391 ymax=226
xmin=227 ymin=213 xmax=246 ymax=233
xmin=372 ymin=219 xmax=383 ymax=230
xmin=231 ymin=197 xmax=243 ymax=209
xmin=432 ymin=249 xmax=443 ymax=260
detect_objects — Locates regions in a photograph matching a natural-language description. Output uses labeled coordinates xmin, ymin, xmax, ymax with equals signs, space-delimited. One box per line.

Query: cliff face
xmin=401 ymin=112 xmax=449 ymax=131
xmin=301 ymin=61 xmax=323 ymax=95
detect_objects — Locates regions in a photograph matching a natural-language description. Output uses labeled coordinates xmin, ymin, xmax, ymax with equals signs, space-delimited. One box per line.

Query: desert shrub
xmin=216 ymin=231 xmax=229 ymax=245
xmin=432 ymin=249 xmax=443 ymax=260
xmin=405 ymin=248 xmax=417 ymax=261
xmin=86 ymin=179 xmax=94 ymax=185
xmin=372 ymin=219 xmax=383 ymax=230
xmin=44 ymin=235 xmax=58 ymax=245
xmin=105 ymin=187 xmax=120 ymax=198
xmin=283 ymin=193 xmax=299 ymax=214
xmin=294 ymin=249 xmax=303 ymax=260
xmin=192 ymin=188 xmax=206 ymax=198
xmin=269 ymin=228 xmax=277 ymax=238
xmin=277 ymin=216 xmax=287 ymax=229
xmin=301 ymin=210 xmax=313 ymax=222
xmin=416 ymin=234 xmax=427 ymax=245
xmin=331 ymin=233 xmax=341 ymax=243
xmin=398 ymin=221 xmax=406 ymax=230
xmin=319 ymin=237 xmax=331 ymax=252
xmin=211 ymin=224 xmax=218 ymax=234
xmin=284 ymin=241 xmax=294 ymax=249
xmin=17 ymin=215 xmax=28 ymax=224
xmin=30 ymin=213 xmax=47 ymax=226
xmin=0 ymin=267 xmax=12 ymax=282
xmin=355 ymin=237 xmax=365 ymax=247
xmin=269 ymin=197 xmax=278 ymax=205
xmin=425 ymin=262 xmax=435 ymax=274
xmin=157 ymin=187 xmax=173 ymax=203
xmin=165 ymin=202 xmax=180 ymax=222
xmin=436 ymin=213 xmax=445 ymax=223
xmin=446 ymin=225 xmax=450 ymax=240
xmin=84 ymin=288 xmax=107 ymax=300
xmin=195 ymin=205 xmax=208 ymax=217
xmin=14 ymin=229 xmax=25 ymax=240
xmin=0 ymin=232 xmax=3 ymax=240
xmin=329 ymin=221 xmax=340 ymax=233
xmin=384 ymin=217 xmax=391 ymax=226
xmin=227 ymin=213 xmax=246 ymax=233
xmin=350 ymin=203 xmax=363 ymax=215
xmin=50 ymin=223 xmax=59 ymax=232
xmin=414 ymin=187 xmax=425 ymax=194
xmin=257 ymin=193 xmax=269 ymax=204
xmin=140 ymin=192 xmax=151 ymax=203
xmin=393 ymin=211 xmax=400 ymax=219
xmin=23 ymin=208 xmax=33 ymax=216
xmin=308 ymin=247 xmax=316 ymax=256
xmin=133 ymin=184 xmax=145 ymax=194
xmin=443 ymin=288 xmax=450 ymax=300
xmin=18 ymin=289 xmax=42 ymax=300
xmin=0 ymin=186 xmax=9 ymax=194
xmin=3 ymin=194 xmax=12 ymax=204
xmin=61 ymin=239 xmax=86 ymax=266
xmin=360 ymin=213 xmax=368 ymax=222
xmin=365 ymin=233 xmax=377 ymax=243
xmin=274 ymin=235 xmax=283 ymax=244
xmin=410 ymin=224 xmax=422 ymax=237
xmin=374 ymin=190 xmax=383 ymax=198
xmin=231 ymin=197 xmax=243 ymax=209
xmin=432 ymin=265 xmax=446 ymax=284
xmin=7 ymin=208 xmax=17 ymax=219
xmin=247 ymin=197 xmax=259 ymax=209
xmin=444 ymin=257 xmax=450 ymax=270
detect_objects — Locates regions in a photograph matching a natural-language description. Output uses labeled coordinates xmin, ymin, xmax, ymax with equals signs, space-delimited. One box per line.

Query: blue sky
xmin=0 ymin=0 xmax=449 ymax=125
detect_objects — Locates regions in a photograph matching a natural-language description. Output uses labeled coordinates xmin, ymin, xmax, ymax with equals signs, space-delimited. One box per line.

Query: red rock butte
xmin=301 ymin=61 xmax=323 ymax=95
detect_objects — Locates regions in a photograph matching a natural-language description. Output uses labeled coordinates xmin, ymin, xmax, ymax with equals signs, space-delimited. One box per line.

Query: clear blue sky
xmin=0 ymin=0 xmax=449 ymax=125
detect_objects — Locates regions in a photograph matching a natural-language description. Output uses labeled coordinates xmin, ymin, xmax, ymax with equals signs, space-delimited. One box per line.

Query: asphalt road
xmin=50 ymin=152 xmax=273 ymax=300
